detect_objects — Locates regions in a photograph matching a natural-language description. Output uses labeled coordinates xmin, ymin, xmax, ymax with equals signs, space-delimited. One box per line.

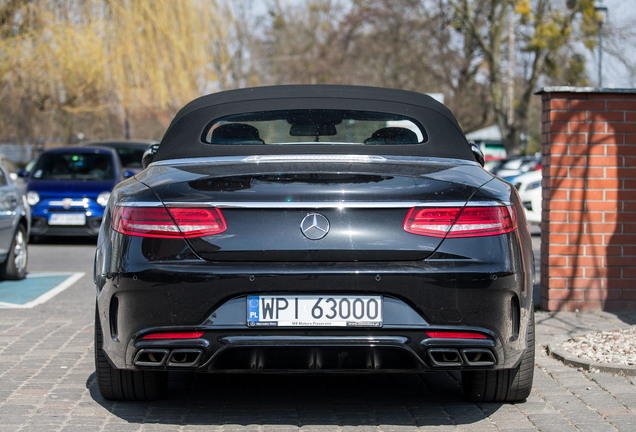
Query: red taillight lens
xmin=168 ymin=208 xmax=227 ymax=237
xmin=404 ymin=206 xmax=517 ymax=238
xmin=143 ymin=331 xmax=204 ymax=340
xmin=403 ymin=208 xmax=462 ymax=237
xmin=426 ymin=331 xmax=487 ymax=339
xmin=112 ymin=206 xmax=226 ymax=238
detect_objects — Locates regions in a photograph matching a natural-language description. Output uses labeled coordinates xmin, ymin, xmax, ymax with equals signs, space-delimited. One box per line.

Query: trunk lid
xmin=136 ymin=156 xmax=493 ymax=262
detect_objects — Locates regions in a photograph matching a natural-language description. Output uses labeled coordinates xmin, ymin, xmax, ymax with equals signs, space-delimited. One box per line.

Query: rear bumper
xmin=96 ymin=260 xmax=533 ymax=373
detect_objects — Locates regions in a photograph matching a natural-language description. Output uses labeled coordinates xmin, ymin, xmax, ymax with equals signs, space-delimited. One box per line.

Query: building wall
xmin=539 ymin=87 xmax=636 ymax=311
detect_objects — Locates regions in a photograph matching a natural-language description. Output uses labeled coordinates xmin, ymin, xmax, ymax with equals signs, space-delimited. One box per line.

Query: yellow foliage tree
xmin=0 ymin=0 xmax=233 ymax=142
xmin=103 ymin=0 xmax=231 ymax=114
xmin=0 ymin=2 xmax=108 ymax=141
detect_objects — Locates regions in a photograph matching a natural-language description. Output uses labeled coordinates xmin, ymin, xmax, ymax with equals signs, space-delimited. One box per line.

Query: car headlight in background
xmin=97 ymin=192 xmax=111 ymax=207
xmin=27 ymin=191 xmax=40 ymax=206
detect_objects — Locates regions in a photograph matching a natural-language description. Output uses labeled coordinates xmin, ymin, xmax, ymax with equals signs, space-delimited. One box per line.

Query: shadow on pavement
xmin=87 ymin=371 xmax=504 ymax=427
xmin=617 ymin=312 xmax=636 ymax=325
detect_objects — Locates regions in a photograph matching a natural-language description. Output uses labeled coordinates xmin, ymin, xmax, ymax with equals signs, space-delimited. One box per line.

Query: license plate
xmin=49 ymin=213 xmax=86 ymax=226
xmin=247 ymin=295 xmax=382 ymax=327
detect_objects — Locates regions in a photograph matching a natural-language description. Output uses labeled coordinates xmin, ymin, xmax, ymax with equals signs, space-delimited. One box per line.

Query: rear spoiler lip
xmin=147 ymin=154 xmax=482 ymax=169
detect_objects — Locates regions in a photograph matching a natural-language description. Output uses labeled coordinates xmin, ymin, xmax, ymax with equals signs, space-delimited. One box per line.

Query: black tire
xmin=462 ymin=311 xmax=535 ymax=403
xmin=94 ymin=308 xmax=168 ymax=401
xmin=0 ymin=224 xmax=28 ymax=280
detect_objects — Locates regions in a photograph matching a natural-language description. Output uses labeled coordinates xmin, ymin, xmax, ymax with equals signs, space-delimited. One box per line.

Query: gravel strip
xmin=561 ymin=327 xmax=636 ymax=366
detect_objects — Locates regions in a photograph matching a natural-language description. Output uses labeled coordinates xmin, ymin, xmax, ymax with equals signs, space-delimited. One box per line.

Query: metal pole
xmin=594 ymin=5 xmax=608 ymax=88
xmin=598 ymin=17 xmax=603 ymax=87
xmin=507 ymin=7 xmax=514 ymax=125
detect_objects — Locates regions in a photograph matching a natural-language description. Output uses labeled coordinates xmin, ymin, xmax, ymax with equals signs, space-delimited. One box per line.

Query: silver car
xmin=0 ymin=161 xmax=30 ymax=279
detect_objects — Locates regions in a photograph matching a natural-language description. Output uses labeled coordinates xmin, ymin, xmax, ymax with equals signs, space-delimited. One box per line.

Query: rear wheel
xmin=462 ymin=311 xmax=535 ymax=403
xmin=0 ymin=224 xmax=28 ymax=280
xmin=94 ymin=308 xmax=168 ymax=401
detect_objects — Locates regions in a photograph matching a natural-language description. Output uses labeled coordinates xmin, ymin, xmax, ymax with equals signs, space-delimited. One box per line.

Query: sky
xmin=589 ymin=0 xmax=636 ymax=88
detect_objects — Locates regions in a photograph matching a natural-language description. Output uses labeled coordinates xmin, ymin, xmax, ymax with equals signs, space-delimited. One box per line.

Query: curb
xmin=546 ymin=344 xmax=636 ymax=376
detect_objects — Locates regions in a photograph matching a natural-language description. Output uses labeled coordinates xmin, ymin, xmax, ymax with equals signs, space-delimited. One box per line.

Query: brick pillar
xmin=538 ymin=87 xmax=636 ymax=311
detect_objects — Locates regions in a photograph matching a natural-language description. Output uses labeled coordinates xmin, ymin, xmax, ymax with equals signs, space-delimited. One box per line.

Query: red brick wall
xmin=539 ymin=88 xmax=636 ymax=311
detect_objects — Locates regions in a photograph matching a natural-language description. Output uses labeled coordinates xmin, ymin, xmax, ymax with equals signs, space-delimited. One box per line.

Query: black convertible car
xmin=94 ymin=85 xmax=534 ymax=402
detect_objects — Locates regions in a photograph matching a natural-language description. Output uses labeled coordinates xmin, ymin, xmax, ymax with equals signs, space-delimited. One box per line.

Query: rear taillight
xmin=404 ymin=206 xmax=517 ymax=238
xmin=112 ymin=206 xmax=226 ymax=238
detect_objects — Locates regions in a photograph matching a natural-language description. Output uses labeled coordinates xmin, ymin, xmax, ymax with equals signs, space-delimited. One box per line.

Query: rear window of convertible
xmin=202 ymin=110 xmax=428 ymax=146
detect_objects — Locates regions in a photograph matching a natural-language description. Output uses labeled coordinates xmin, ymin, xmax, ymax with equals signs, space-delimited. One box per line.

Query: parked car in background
xmin=490 ymin=154 xmax=541 ymax=181
xmin=0 ymin=161 xmax=30 ymax=279
xmin=83 ymin=139 xmax=158 ymax=174
xmin=94 ymin=85 xmax=535 ymax=403
xmin=24 ymin=147 xmax=132 ymax=239
xmin=484 ymin=156 xmax=505 ymax=173
xmin=515 ymin=169 xmax=542 ymax=226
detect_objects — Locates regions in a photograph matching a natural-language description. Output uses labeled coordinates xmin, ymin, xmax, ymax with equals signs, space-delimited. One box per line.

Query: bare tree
xmin=256 ymin=0 xmax=492 ymax=131
xmin=448 ymin=0 xmax=599 ymax=154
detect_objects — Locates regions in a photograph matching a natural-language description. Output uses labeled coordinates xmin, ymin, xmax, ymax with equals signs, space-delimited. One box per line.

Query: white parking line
xmin=0 ymin=272 xmax=85 ymax=308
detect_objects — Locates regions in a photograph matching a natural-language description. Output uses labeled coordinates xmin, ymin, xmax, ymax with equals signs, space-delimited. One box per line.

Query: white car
xmin=492 ymin=154 xmax=541 ymax=180
xmin=515 ymin=170 xmax=541 ymax=226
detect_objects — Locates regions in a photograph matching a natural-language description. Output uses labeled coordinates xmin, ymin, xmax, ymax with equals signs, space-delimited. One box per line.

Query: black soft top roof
xmin=155 ymin=85 xmax=474 ymax=161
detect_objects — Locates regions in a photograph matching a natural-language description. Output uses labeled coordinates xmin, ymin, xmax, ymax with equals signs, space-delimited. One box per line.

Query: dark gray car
xmin=83 ymin=139 xmax=158 ymax=174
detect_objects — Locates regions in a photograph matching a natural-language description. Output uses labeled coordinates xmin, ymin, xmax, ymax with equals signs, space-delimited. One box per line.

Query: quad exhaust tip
xmin=134 ymin=348 xmax=203 ymax=368
xmin=461 ymin=348 xmax=497 ymax=366
xmin=167 ymin=349 xmax=203 ymax=367
xmin=427 ymin=348 xmax=495 ymax=367
xmin=134 ymin=349 xmax=170 ymax=367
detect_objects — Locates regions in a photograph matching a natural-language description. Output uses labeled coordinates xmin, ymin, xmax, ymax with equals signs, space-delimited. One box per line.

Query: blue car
xmin=25 ymin=147 xmax=132 ymax=239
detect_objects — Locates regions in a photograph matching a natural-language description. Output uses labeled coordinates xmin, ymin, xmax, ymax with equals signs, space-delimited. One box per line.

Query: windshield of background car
xmin=31 ymin=152 xmax=116 ymax=181
xmin=203 ymin=110 xmax=427 ymax=146
xmin=115 ymin=147 xmax=146 ymax=169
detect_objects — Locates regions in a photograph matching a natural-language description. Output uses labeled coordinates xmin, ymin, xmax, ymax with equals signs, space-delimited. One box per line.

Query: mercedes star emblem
xmin=300 ymin=213 xmax=330 ymax=240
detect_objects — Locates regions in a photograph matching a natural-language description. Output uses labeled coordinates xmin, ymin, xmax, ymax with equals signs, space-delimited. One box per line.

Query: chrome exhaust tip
xmin=426 ymin=348 xmax=462 ymax=367
xmin=134 ymin=349 xmax=170 ymax=367
xmin=167 ymin=349 xmax=203 ymax=367
xmin=460 ymin=348 xmax=496 ymax=366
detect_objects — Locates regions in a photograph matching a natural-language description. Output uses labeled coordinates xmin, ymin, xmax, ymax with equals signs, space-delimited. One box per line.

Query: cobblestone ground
xmin=0 ymin=280 xmax=634 ymax=432
xmin=0 ymin=241 xmax=634 ymax=431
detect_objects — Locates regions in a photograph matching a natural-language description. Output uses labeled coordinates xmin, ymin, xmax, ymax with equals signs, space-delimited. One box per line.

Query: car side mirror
xmin=123 ymin=170 xmax=135 ymax=179
xmin=17 ymin=169 xmax=28 ymax=178
xmin=142 ymin=144 xmax=160 ymax=169
xmin=470 ymin=142 xmax=485 ymax=167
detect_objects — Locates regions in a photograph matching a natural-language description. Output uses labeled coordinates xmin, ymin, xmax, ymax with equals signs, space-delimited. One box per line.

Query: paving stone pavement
xmin=1 ymin=276 xmax=635 ymax=431
xmin=0 ymin=243 xmax=635 ymax=431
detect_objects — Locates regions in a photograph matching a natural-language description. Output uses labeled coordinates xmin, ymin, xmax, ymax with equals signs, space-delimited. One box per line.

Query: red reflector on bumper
xmin=143 ymin=332 xmax=204 ymax=340
xmin=425 ymin=331 xmax=487 ymax=339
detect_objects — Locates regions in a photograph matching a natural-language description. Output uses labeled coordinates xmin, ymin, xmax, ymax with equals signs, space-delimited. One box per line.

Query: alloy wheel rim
xmin=13 ymin=230 xmax=27 ymax=273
